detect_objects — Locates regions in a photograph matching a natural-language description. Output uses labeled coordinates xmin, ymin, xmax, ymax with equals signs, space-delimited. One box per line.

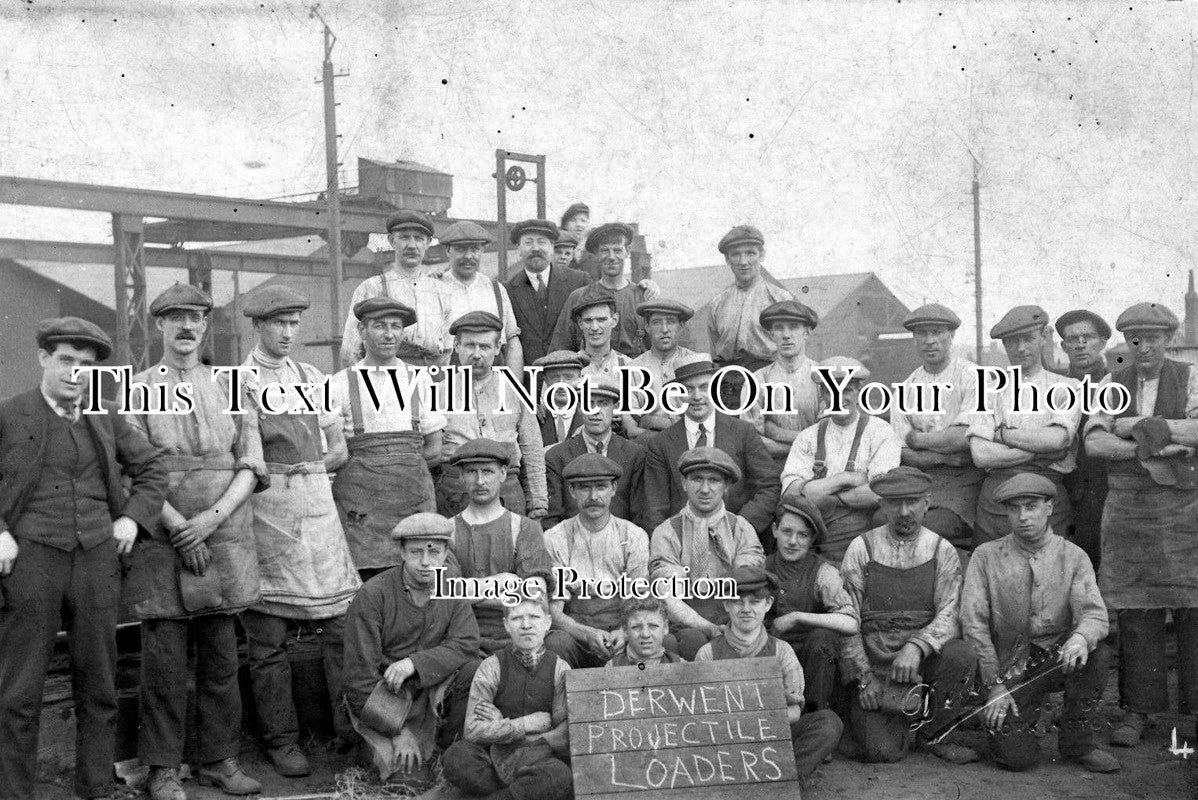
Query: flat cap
xmin=677 ymin=446 xmax=742 ymax=484
xmin=354 ymin=296 xmax=416 ymax=325
xmin=637 ymin=298 xmax=694 ymax=323
xmin=534 ymin=350 xmax=591 ymax=370
xmin=731 ymin=565 xmax=780 ymax=597
xmin=774 ymin=496 xmax=829 ymax=543
xmin=811 ymin=356 xmax=870 ymax=385
xmin=718 ymin=224 xmax=765 ymax=255
xmin=440 ymin=220 xmax=492 ymax=247
xmin=510 ymin=219 xmax=559 ymax=245
xmin=671 ymin=356 xmax=717 ymax=385
xmin=586 ymin=378 xmax=621 ymax=404
xmin=35 ymin=316 xmax=113 ymax=361
xmin=562 ymin=452 xmax=623 ymax=482
xmin=585 ymin=222 xmax=635 ymax=254
xmin=242 ymin=285 xmax=310 ymax=319
xmin=554 ymin=229 xmax=581 ymax=248
xmin=1116 ymin=302 xmax=1180 ymax=334
xmin=903 ymin=303 xmax=961 ymax=331
xmin=1054 ymin=309 xmax=1111 ymax=340
xmin=571 ymin=288 xmax=619 ymax=319
xmin=869 ymin=466 xmax=933 ymax=499
xmin=448 ymin=438 xmax=511 ymax=468
xmin=560 ymin=202 xmax=590 ymax=228
xmin=993 ymin=472 xmax=1058 ymax=504
xmin=150 ymin=282 xmax=213 ymax=317
xmin=391 ymin=512 xmax=454 ymax=542
xmin=386 ymin=210 xmax=435 ymax=237
xmin=990 ymin=305 xmax=1049 ymax=340
xmin=760 ymin=300 xmax=818 ymax=330
xmin=449 ymin=310 xmax=503 ymax=335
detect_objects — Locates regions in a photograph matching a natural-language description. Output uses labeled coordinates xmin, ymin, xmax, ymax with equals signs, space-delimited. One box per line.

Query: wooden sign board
xmin=566 ymin=657 xmax=800 ymax=800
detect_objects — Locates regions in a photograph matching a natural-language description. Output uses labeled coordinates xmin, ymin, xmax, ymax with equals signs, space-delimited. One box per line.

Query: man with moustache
xmin=532 ymin=350 xmax=588 ymax=447
xmin=126 ymin=284 xmax=265 ymax=799
xmin=439 ymin=221 xmax=525 ymax=373
xmin=505 ymin=219 xmax=590 ymax=366
xmin=328 ymin=297 xmax=445 ymax=581
xmin=890 ymin=304 xmax=983 ymax=557
xmin=744 ymin=300 xmax=821 ymax=463
xmin=342 ymin=211 xmax=454 ymax=367
xmin=0 ymin=317 xmax=166 ymax=800
xmin=626 ymin=299 xmax=701 ymax=441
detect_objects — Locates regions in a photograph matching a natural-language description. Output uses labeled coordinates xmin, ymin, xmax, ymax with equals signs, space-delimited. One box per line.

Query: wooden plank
xmin=570 ymin=742 xmax=799 ymax=796
xmin=566 ymin=657 xmax=781 ymax=692
xmin=567 ymin=678 xmax=787 ymax=723
xmin=580 ymin=782 xmax=800 ymax=800
xmin=569 ymin=708 xmax=791 ymax=756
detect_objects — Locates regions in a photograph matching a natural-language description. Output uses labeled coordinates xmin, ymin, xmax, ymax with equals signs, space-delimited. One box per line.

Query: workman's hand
xmin=473 ymin=701 xmax=502 ymax=723
xmin=0 ymin=531 xmax=17 ymax=577
xmin=1158 ymin=443 xmax=1196 ymax=459
xmin=888 ymin=642 xmax=923 ymax=685
xmin=944 ymin=452 xmax=972 ymax=468
xmin=526 ymin=505 xmax=548 ymax=520
xmin=579 ymin=627 xmax=610 ymax=658
xmin=1114 ymin=417 xmax=1142 ymax=439
xmin=605 ymin=628 xmax=626 ymax=657
xmin=384 ymin=658 xmax=416 ymax=693
xmin=521 ymin=711 xmax=553 ymax=734
xmin=639 ymin=279 xmax=661 ymax=300
xmin=857 ymin=673 xmax=881 ymax=711
xmin=983 ymin=685 xmax=1019 ymax=731
xmin=1059 ymin=633 xmax=1090 ymax=674
xmin=171 ymin=508 xmax=222 ymax=551
xmin=112 ymin=516 xmax=140 ymax=556
xmin=906 ymin=431 xmax=929 ymax=449
xmin=393 ymin=728 xmax=423 ymax=774
xmin=181 ymin=543 xmax=211 ymax=576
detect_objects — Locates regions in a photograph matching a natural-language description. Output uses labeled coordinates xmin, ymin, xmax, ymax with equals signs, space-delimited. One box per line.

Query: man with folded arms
xmin=744 ymin=300 xmax=821 ymax=463
xmin=627 ymin=298 xmax=701 ymax=440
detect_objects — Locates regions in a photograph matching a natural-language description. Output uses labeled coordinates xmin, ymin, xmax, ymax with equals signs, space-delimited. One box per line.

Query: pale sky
xmin=3 ymin=0 xmax=1196 ymax=341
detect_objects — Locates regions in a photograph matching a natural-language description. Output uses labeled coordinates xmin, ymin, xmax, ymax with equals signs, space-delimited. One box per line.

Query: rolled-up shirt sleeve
xmin=908 ymin=539 xmax=962 ymax=657
xmin=959 ymin=549 xmax=1001 ymax=686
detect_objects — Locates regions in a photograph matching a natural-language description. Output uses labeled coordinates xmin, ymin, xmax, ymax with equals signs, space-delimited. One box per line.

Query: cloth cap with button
xmin=731 ymin=565 xmax=781 ymax=597
xmin=354 ymin=296 xmax=417 ymax=325
xmin=774 ymin=496 xmax=829 ymax=544
xmin=449 ymin=310 xmax=503 ymax=335
xmin=386 ymin=210 xmax=435 ymax=237
xmin=391 ymin=511 xmax=454 ymax=542
xmin=903 ymin=303 xmax=961 ymax=332
xmin=584 ymin=222 xmax=635 ymax=254
xmin=810 ymin=356 xmax=870 ymax=385
xmin=35 ymin=317 xmax=113 ymax=361
xmin=571 ymin=288 xmax=619 ymax=319
xmin=562 ymin=452 xmax=623 ymax=483
xmin=993 ymin=472 xmax=1058 ymax=504
xmin=670 ymin=356 xmax=718 ymax=385
xmin=150 ymin=282 xmax=213 ymax=317
xmin=510 ymin=218 xmax=560 ymax=246
xmin=759 ymin=300 xmax=818 ymax=330
xmin=869 ymin=466 xmax=933 ymax=499
xmin=1054 ymin=309 xmax=1112 ymax=340
xmin=1115 ymin=302 xmax=1180 ymax=334
xmin=554 ymin=229 xmax=581 ymax=248
xmin=717 ymin=224 xmax=765 ymax=255
xmin=677 ymin=446 xmax=742 ymax=484
xmin=636 ymin=298 xmax=695 ymax=323
xmin=448 ymin=437 xmax=511 ymax=468
xmin=242 ymin=285 xmax=310 ymax=320
xmin=989 ymin=305 xmax=1049 ymax=340
xmin=585 ymin=378 xmax=622 ymax=404
xmin=439 ymin=220 xmax=492 ymax=247
xmin=534 ymin=350 xmax=591 ymax=370
xmin=560 ymin=202 xmax=590 ymax=228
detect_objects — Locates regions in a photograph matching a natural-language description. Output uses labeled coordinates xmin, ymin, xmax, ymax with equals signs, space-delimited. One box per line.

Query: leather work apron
xmin=859 ymin=535 xmax=938 ymax=672
xmin=813 ymin=415 xmax=874 ymax=565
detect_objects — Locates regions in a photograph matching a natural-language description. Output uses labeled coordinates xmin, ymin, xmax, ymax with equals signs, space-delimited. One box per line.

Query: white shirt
xmin=891 ymin=357 xmax=981 ymax=441
xmin=41 ymin=388 xmax=81 ymax=422
xmin=327 ymin=360 xmax=447 ymax=439
xmin=440 ymin=270 xmax=521 ymax=341
xmin=781 ymin=413 xmax=902 ymax=494
xmin=525 ymin=268 xmax=549 ymax=290
xmin=684 ymin=412 xmax=718 ymax=450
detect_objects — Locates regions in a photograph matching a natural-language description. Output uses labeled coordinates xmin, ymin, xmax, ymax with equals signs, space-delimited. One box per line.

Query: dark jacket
xmin=505 ymin=264 xmax=591 ymax=365
xmin=544 ymin=432 xmax=648 ymax=530
xmin=538 ymin=408 xmax=585 ymax=448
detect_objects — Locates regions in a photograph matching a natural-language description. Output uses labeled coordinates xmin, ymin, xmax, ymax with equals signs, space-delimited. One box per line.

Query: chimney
xmin=1187 ymin=269 xmax=1198 ymax=346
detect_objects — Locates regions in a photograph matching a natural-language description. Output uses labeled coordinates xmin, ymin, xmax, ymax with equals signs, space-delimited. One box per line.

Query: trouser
xmin=785 ymin=628 xmax=842 ymax=711
xmin=242 ymin=610 xmax=350 ymax=747
xmin=138 ymin=614 xmax=241 ymax=768
xmin=847 ymin=639 xmax=977 ymax=763
xmin=437 ymin=465 xmax=525 ymax=518
xmin=990 ymin=641 xmax=1111 ymax=770
xmin=0 ymin=539 xmax=120 ymax=800
xmin=442 ymin=740 xmax=572 ymax=800
xmin=791 ymin=709 xmax=844 ymax=778
xmin=1118 ymin=608 xmax=1198 ymax=715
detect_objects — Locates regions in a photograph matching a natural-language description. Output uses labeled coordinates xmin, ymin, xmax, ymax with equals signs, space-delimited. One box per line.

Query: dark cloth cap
xmin=571 ymin=288 xmax=619 ymax=319
xmin=774 ymin=495 xmax=829 ymax=544
xmin=637 ymin=299 xmax=695 ymax=323
xmin=989 ymin=305 xmax=1049 ymax=340
xmin=449 ymin=310 xmax=503 ymax=335
xmin=563 ymin=452 xmax=623 ymax=482
xmin=993 ymin=472 xmax=1058 ymax=504
xmin=354 ymin=296 xmax=416 ymax=325
xmin=391 ymin=512 xmax=454 ymax=542
xmin=585 ymin=222 xmax=635 ymax=254
xmin=510 ymin=219 xmax=559 ymax=246
xmin=869 ymin=466 xmax=933 ymax=499
xmin=677 ymin=446 xmax=742 ymax=484
xmin=903 ymin=303 xmax=961 ymax=331
xmin=448 ymin=437 xmax=511 ymax=468
xmin=386 ymin=210 xmax=435 ymax=236
xmin=440 ymin=220 xmax=492 ymax=247
xmin=586 ymin=378 xmax=621 ymax=403
xmin=150 ymin=282 xmax=213 ymax=316
xmin=35 ymin=316 xmax=113 ymax=361
xmin=555 ymin=229 xmax=581 ymax=248
xmin=534 ymin=350 xmax=591 ymax=369
xmin=732 ymin=565 xmax=780 ymax=597
xmin=1054 ymin=309 xmax=1112 ymax=340
xmin=718 ymin=224 xmax=765 ymax=255
xmin=560 ymin=202 xmax=590 ymax=228
xmin=1115 ymin=302 xmax=1180 ymax=334
xmin=670 ymin=357 xmax=717 ymax=385
xmin=242 ymin=285 xmax=310 ymax=319
xmin=759 ymin=300 xmax=818 ymax=330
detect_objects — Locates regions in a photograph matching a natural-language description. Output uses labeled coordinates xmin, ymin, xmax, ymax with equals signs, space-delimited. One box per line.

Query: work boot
xmin=1110 ymin=711 xmax=1147 ymax=747
xmin=147 ymin=767 xmax=187 ymax=800
xmin=196 ymin=758 xmax=262 ymax=795
xmin=923 ymin=741 xmax=980 ymax=764
xmin=1069 ymin=748 xmax=1121 ymax=773
xmin=267 ymin=743 xmax=311 ymax=777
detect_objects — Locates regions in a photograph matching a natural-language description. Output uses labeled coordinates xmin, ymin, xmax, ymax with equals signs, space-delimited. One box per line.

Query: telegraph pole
xmin=972 ymin=155 xmax=983 ymax=363
xmin=313 ymin=5 xmax=348 ymax=369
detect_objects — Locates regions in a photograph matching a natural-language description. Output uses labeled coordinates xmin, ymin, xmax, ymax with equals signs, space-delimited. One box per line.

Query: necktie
xmin=556 ymin=415 xmax=568 ymax=442
xmin=535 ymin=274 xmax=548 ymax=306
xmin=696 ymin=424 xmax=708 ymax=449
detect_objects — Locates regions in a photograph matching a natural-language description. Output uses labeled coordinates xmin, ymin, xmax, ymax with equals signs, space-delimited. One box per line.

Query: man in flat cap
xmin=643 ymin=356 xmax=781 ymax=539
xmin=439 ymin=220 xmax=525 ymax=373
xmin=839 ymin=466 xmax=979 ymax=765
xmin=572 ymin=291 xmax=631 ymax=381
xmin=707 ymin=225 xmax=796 ymax=408
xmin=960 ymin=473 xmax=1118 ymax=774
xmin=342 ymin=210 xmax=454 ymax=368
xmin=766 ymin=497 xmax=859 ymax=712
xmin=781 ymin=357 xmax=902 ymax=563
xmin=533 ymin=350 xmax=588 ymax=447
xmin=694 ymin=565 xmax=844 ymax=782
xmin=504 ymin=219 xmax=590 ymax=366
xmin=1084 ymin=301 xmax=1198 ymax=747
xmin=626 ymin=298 xmax=703 ymax=440
xmin=446 ymin=438 xmax=552 ymax=654
xmin=967 ymin=305 xmax=1081 ymax=547
xmin=438 ymin=311 xmax=547 ymax=519
xmin=343 ymin=513 xmax=482 ymax=780
xmin=543 ymin=453 xmax=651 ymax=668
xmin=890 ymin=303 xmax=983 ymax=559
xmin=544 ymin=379 xmax=647 ymax=529
xmin=559 ymin=201 xmax=601 ymax=280
xmin=125 ymin=284 xmax=265 ymax=798
xmin=650 ymin=447 xmax=765 ymax=659
xmin=240 ymin=285 xmax=362 ymax=778
xmin=1054 ymin=309 xmax=1113 ymax=569
xmin=743 ymin=300 xmax=821 ymax=463
xmin=552 ymin=229 xmax=581 ymax=271
xmin=329 ymin=297 xmax=445 ymax=582
xmin=0 ymin=317 xmax=166 ymax=800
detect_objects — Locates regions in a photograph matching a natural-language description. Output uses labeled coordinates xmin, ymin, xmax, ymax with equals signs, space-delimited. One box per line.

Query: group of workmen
xmin=1 ymin=202 xmax=1195 ymax=800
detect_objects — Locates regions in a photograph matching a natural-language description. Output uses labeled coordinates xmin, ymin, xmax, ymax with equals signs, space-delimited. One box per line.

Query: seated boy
xmin=606 ymin=597 xmax=687 ymax=667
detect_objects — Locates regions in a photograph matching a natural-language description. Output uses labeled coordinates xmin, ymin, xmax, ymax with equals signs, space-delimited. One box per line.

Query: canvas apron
xmin=859 ymin=535 xmax=938 ymax=674
xmin=813 ymin=416 xmax=874 ymax=565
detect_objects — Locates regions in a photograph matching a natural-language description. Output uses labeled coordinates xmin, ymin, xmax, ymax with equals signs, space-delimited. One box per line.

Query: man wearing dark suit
xmin=0 ymin=317 xmax=167 ymax=800
xmin=643 ymin=357 xmax=781 ymax=541
xmin=544 ymin=380 xmax=647 ymax=530
xmin=533 ymin=350 xmax=588 ymax=447
xmin=504 ymin=219 xmax=591 ymax=366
